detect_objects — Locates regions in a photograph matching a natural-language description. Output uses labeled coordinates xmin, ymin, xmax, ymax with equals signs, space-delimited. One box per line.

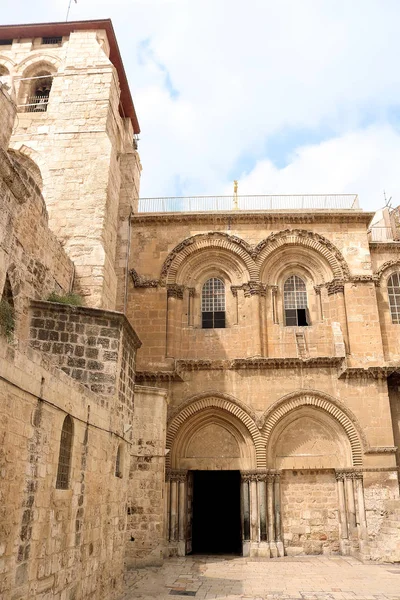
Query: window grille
xmin=201 ymin=278 xmax=226 ymax=328
xmin=42 ymin=36 xmax=62 ymax=45
xmin=115 ymin=445 xmax=122 ymax=478
xmin=56 ymin=415 xmax=73 ymax=489
xmin=388 ymin=273 xmax=400 ymax=324
xmin=284 ymin=275 xmax=309 ymax=326
xmin=21 ymin=73 xmax=53 ymax=113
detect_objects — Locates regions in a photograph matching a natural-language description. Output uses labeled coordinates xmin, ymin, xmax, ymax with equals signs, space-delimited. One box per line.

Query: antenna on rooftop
xmin=384 ymin=190 xmax=393 ymax=209
xmin=66 ymin=0 xmax=77 ymax=22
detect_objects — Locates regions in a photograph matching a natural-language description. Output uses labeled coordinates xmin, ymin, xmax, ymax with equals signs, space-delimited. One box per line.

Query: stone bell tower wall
xmin=1 ymin=25 xmax=141 ymax=310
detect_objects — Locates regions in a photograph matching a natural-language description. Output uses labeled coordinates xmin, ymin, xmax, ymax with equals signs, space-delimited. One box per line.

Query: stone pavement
xmin=121 ymin=555 xmax=400 ymax=600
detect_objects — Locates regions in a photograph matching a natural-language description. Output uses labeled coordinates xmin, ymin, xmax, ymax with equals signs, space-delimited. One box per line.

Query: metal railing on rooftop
xmin=138 ymin=194 xmax=359 ymax=213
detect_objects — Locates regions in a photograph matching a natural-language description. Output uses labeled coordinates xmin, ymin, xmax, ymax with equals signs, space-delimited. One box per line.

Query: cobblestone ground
xmin=121 ymin=555 xmax=400 ymax=600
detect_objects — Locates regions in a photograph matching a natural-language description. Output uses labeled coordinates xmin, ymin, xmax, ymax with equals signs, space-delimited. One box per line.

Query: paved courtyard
xmin=121 ymin=555 xmax=400 ymax=600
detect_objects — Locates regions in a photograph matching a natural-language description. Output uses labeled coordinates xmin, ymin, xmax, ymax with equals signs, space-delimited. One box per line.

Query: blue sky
xmin=2 ymin=0 xmax=400 ymax=210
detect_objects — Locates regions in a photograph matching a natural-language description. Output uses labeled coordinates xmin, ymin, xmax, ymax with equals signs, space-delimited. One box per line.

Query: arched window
xmin=56 ymin=415 xmax=73 ymax=489
xmin=0 ymin=274 xmax=15 ymax=339
xmin=115 ymin=444 xmax=123 ymax=478
xmin=284 ymin=275 xmax=309 ymax=326
xmin=201 ymin=278 xmax=226 ymax=328
xmin=388 ymin=273 xmax=400 ymax=324
xmin=23 ymin=70 xmax=53 ymax=113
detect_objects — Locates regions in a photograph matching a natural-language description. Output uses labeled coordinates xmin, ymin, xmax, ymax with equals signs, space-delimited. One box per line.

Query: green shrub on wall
xmin=47 ymin=291 xmax=83 ymax=306
xmin=0 ymin=299 xmax=15 ymax=340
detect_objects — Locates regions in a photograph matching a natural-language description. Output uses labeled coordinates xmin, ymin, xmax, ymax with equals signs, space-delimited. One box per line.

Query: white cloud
xmin=3 ymin=0 xmax=400 ymax=210
xmin=227 ymin=125 xmax=400 ymax=211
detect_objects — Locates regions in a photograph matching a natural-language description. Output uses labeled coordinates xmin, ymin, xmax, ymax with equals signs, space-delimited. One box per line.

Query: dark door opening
xmin=191 ymin=470 xmax=241 ymax=554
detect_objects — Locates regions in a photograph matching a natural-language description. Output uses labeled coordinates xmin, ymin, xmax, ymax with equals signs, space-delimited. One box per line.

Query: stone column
xmin=271 ymin=286 xmax=279 ymax=324
xmin=335 ymin=471 xmax=349 ymax=555
xmin=178 ymin=472 xmax=187 ymax=556
xmin=165 ymin=476 xmax=171 ymax=542
xmin=166 ymin=285 xmax=184 ymax=358
xmin=354 ymin=472 xmax=368 ymax=551
xmin=167 ymin=469 xmax=187 ymax=550
xmin=250 ymin=476 xmax=259 ymax=543
xmin=274 ymin=472 xmax=284 ymax=557
xmin=258 ymin=475 xmax=267 ymax=541
xmin=244 ymin=286 xmax=263 ymax=357
xmin=241 ymin=473 xmax=251 ymax=556
xmin=267 ymin=474 xmax=277 ymax=557
xmin=345 ymin=473 xmax=357 ymax=536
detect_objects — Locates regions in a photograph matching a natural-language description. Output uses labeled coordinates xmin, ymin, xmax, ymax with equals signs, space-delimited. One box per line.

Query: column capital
xmin=335 ymin=469 xmax=363 ymax=480
xmin=241 ymin=469 xmax=281 ymax=482
xmin=167 ymin=284 xmax=184 ymax=299
xmin=166 ymin=468 xmax=187 ymax=482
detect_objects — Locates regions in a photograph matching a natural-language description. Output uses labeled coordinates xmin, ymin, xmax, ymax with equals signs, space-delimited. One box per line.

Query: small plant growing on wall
xmin=0 ymin=298 xmax=15 ymax=341
xmin=47 ymin=291 xmax=83 ymax=306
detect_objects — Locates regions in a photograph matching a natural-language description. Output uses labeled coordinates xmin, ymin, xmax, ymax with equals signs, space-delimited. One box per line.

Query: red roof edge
xmin=0 ymin=19 xmax=140 ymax=134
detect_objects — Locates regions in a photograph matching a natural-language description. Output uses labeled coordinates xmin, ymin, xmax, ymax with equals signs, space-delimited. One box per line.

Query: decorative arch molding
xmin=0 ymin=55 xmax=16 ymax=72
xmin=255 ymin=229 xmax=350 ymax=280
xmin=260 ymin=390 xmax=365 ymax=466
xmin=374 ymin=260 xmax=400 ymax=285
xmin=160 ymin=233 xmax=257 ymax=285
xmin=15 ymin=53 xmax=62 ymax=75
xmin=166 ymin=392 xmax=265 ymax=467
xmin=176 ymin=248 xmax=248 ymax=287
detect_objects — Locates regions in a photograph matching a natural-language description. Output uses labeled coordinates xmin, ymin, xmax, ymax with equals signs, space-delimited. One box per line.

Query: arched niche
xmin=268 ymin=408 xmax=351 ymax=469
xmin=261 ymin=392 xmax=364 ymax=467
xmin=170 ymin=408 xmax=257 ymax=471
xmin=256 ymin=229 xmax=350 ymax=283
xmin=167 ymin=394 xmax=262 ymax=469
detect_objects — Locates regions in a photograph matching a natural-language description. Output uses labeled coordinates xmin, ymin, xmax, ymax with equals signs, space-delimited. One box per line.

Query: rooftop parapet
xmin=138 ymin=194 xmax=359 ymax=213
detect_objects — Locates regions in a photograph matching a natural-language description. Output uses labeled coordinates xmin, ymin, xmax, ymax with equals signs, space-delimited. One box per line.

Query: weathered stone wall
xmin=126 ymin=386 xmax=168 ymax=568
xmin=28 ymin=301 xmax=140 ymax=414
xmin=281 ymin=470 xmax=340 ymax=555
xmin=0 ymin=86 xmax=73 ymax=339
xmin=1 ymin=29 xmax=141 ymax=310
xmin=0 ymin=338 xmax=131 ymax=600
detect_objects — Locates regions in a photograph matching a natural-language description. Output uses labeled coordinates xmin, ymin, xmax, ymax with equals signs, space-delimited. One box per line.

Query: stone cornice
xmin=175 ymin=356 xmax=344 ymax=371
xmin=135 ymin=370 xmax=183 ymax=383
xmin=369 ymin=241 xmax=400 ymax=250
xmin=132 ymin=210 xmax=373 ymax=226
xmin=338 ymin=365 xmax=400 ymax=379
xmin=364 ymin=446 xmax=398 ymax=454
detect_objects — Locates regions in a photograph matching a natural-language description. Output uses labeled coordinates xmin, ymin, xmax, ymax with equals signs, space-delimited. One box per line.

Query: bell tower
xmin=0 ymin=20 xmax=141 ymax=310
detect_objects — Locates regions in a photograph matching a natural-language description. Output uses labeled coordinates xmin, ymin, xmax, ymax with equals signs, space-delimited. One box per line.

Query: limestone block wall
xmin=1 ymin=28 xmax=141 ymax=310
xmin=0 ymin=87 xmax=73 ymax=339
xmin=28 ymin=302 xmax=140 ymax=428
xmin=126 ymin=386 xmax=168 ymax=568
xmin=128 ymin=214 xmax=386 ymax=371
xmin=281 ymin=470 xmax=340 ymax=555
xmin=0 ymin=338 xmax=132 ymax=600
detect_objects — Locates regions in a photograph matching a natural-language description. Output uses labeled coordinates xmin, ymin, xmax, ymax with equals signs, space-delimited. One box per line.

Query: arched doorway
xmin=166 ymin=396 xmax=260 ymax=556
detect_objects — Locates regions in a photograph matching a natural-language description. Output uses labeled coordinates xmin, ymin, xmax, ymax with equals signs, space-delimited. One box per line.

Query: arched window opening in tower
xmin=201 ymin=277 xmax=226 ymax=328
xmin=284 ymin=275 xmax=309 ymax=326
xmin=115 ymin=444 xmax=123 ymax=478
xmin=25 ymin=71 xmax=53 ymax=112
xmin=388 ymin=272 xmax=400 ymax=324
xmin=56 ymin=415 xmax=74 ymax=489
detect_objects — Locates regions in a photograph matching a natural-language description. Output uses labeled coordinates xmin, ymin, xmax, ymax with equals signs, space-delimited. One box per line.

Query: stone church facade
xmin=0 ymin=18 xmax=399 ymax=600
